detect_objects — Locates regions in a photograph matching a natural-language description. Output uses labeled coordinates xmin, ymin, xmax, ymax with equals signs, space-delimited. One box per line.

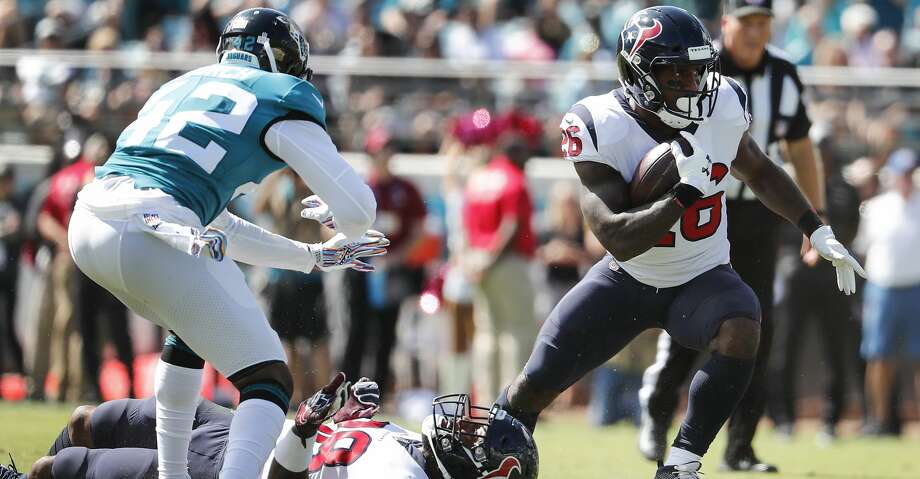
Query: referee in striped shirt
xmin=637 ymin=0 xmax=826 ymax=473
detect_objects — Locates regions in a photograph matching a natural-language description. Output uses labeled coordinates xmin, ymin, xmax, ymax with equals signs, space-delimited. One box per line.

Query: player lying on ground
xmin=2 ymin=374 xmax=538 ymax=479
xmin=66 ymin=8 xmax=388 ymax=479
xmin=495 ymin=6 xmax=865 ymax=479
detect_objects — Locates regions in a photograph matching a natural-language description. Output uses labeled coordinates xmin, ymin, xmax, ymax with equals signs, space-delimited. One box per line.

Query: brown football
xmin=629 ymin=141 xmax=680 ymax=207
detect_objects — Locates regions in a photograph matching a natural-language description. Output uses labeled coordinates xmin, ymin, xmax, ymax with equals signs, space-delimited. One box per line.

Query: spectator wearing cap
xmin=853 ymin=148 xmax=920 ymax=436
xmin=341 ymin=129 xmax=428 ymax=396
xmin=463 ymin=128 xmax=538 ymax=402
xmin=17 ymin=17 xmax=70 ymax=105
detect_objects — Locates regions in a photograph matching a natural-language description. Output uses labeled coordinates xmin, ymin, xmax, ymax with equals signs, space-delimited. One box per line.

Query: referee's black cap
xmin=724 ymin=0 xmax=773 ymax=17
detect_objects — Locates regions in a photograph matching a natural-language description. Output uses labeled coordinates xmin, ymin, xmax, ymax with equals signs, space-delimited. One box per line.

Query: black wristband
xmin=797 ymin=210 xmax=824 ymax=236
xmin=671 ymin=183 xmax=703 ymax=208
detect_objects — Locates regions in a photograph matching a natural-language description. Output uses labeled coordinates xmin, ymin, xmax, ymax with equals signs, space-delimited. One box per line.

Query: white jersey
xmin=264 ymin=419 xmax=428 ymax=479
xmin=560 ymin=76 xmax=751 ymax=287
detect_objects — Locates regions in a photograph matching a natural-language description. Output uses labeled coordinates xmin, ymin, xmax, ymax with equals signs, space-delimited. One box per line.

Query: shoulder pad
xmin=581 ymin=94 xmax=631 ymax=147
xmin=260 ymin=74 xmax=327 ymax=128
xmin=714 ymin=75 xmax=751 ymax=129
xmin=559 ymin=94 xmax=629 ymax=171
xmin=560 ymin=102 xmax=602 ymax=163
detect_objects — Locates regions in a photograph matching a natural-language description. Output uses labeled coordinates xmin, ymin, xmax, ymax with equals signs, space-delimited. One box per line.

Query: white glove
xmin=308 ymin=230 xmax=389 ymax=272
xmin=671 ymin=131 xmax=713 ymax=197
xmin=300 ymin=195 xmax=336 ymax=230
xmin=195 ymin=228 xmax=228 ymax=262
xmin=139 ymin=213 xmax=227 ymax=262
xmin=809 ymin=225 xmax=867 ymax=295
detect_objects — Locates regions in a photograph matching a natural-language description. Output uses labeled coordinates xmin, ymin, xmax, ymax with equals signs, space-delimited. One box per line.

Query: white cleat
xmin=638 ymin=410 xmax=667 ymax=462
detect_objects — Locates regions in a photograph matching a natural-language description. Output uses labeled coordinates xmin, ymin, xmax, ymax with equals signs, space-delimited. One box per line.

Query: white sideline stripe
xmin=0 ymin=49 xmax=915 ymax=86
xmin=0 ymin=145 xmax=577 ymax=181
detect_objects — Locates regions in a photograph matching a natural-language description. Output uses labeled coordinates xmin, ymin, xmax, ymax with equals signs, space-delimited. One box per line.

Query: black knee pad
xmin=229 ymin=360 xmax=292 ymax=412
xmin=161 ymin=334 xmax=204 ymax=369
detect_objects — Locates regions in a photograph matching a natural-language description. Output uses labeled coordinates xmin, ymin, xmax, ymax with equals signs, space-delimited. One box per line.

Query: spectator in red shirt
xmin=37 ymin=133 xmax=133 ymax=402
xmin=341 ymin=129 xmax=427 ymax=395
xmin=463 ymin=133 xmax=538 ymax=401
xmin=37 ymin=147 xmax=95 ymax=401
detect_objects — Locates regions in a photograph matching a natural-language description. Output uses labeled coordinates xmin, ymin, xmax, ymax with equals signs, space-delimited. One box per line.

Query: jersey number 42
xmin=121 ymin=78 xmax=257 ymax=174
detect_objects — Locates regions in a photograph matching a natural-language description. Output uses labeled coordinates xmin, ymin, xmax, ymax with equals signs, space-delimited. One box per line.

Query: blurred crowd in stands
xmin=0 ymin=0 xmax=918 ymax=440
xmin=1 ymin=0 xmax=920 ymax=157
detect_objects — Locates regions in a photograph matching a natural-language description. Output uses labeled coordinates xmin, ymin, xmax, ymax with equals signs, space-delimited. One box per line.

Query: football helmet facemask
xmin=217 ymin=8 xmax=313 ymax=80
xmin=421 ymin=394 xmax=538 ymax=479
xmin=616 ymin=6 xmax=720 ymax=129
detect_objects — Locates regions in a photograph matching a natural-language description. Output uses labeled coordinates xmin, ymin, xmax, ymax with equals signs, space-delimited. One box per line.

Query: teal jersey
xmin=98 ymin=60 xmax=327 ymax=225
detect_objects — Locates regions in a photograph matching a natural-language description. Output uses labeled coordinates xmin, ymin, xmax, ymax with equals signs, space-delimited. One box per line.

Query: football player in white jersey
xmin=494 ymin=6 xmax=864 ymax=479
xmin=8 ymin=375 xmax=538 ymax=479
xmin=67 ymin=9 xmax=388 ymax=479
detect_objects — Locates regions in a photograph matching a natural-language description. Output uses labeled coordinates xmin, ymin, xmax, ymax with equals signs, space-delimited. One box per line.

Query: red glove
xmin=332 ymin=377 xmax=380 ymax=423
xmin=293 ymin=372 xmax=347 ymax=440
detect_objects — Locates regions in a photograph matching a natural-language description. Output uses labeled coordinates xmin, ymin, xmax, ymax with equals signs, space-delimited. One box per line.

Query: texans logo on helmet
xmin=479 ymin=457 xmax=523 ymax=479
xmin=627 ymin=17 xmax=663 ymax=58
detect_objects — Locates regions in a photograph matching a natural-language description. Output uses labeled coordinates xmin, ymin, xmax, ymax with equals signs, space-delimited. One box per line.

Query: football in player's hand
xmin=629 ymin=140 xmax=682 ymax=207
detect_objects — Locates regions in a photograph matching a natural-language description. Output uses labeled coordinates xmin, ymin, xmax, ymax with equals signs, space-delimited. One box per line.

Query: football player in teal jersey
xmin=67 ymin=8 xmax=388 ymax=479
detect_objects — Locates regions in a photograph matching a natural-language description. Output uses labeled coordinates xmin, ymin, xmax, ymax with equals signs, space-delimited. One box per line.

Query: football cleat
xmin=720 ymin=452 xmax=778 ymax=473
xmin=638 ymin=410 xmax=667 ymax=462
xmin=0 ymin=455 xmax=26 ymax=479
xmin=654 ymin=461 xmax=702 ymax=479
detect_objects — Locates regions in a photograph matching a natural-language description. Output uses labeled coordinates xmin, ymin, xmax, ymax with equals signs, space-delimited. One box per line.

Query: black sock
xmin=48 ymin=426 xmax=72 ymax=455
xmin=496 ymin=386 xmax=539 ymax=432
xmin=672 ymin=353 xmax=755 ymax=456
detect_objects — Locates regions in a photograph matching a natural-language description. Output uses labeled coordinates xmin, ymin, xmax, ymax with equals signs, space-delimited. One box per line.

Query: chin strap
xmin=422 ymin=416 xmax=455 ymax=479
xmin=256 ymin=34 xmax=280 ymax=73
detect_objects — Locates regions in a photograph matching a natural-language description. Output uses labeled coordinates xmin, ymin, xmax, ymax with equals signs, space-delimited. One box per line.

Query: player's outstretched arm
xmin=732 ymin=132 xmax=866 ymax=294
xmin=575 ymin=161 xmax=684 ymax=261
xmin=210 ymin=210 xmax=317 ymax=271
xmin=209 ymin=210 xmax=389 ymax=273
xmin=264 ymin=120 xmax=377 ymax=240
xmin=268 ymin=373 xmax=349 ymax=479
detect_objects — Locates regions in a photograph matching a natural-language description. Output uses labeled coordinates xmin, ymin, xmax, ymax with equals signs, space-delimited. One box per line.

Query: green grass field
xmin=2 ymin=402 xmax=918 ymax=478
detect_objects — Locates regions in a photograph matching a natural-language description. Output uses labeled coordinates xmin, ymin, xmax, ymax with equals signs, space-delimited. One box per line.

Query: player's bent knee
xmin=710 ymin=317 xmax=760 ymax=360
xmin=30 ymin=456 xmax=55 ymax=479
xmin=229 ymin=360 xmax=293 ymax=412
xmin=68 ymin=405 xmax=96 ymax=448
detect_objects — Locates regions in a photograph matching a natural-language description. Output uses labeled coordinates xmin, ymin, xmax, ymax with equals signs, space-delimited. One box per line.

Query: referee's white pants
xmin=68 ymin=198 xmax=286 ymax=378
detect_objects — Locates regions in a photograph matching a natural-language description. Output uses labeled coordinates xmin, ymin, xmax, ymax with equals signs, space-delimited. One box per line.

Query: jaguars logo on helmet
xmin=217 ymin=8 xmax=313 ymax=81
xmin=616 ymin=6 xmax=720 ymax=129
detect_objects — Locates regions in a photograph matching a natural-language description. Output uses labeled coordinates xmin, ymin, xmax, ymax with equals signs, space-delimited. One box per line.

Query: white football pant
xmin=68 ymin=177 xmax=285 ymax=377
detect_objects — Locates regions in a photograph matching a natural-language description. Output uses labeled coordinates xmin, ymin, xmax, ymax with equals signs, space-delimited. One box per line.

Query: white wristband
xmin=273 ymin=427 xmax=313 ymax=473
